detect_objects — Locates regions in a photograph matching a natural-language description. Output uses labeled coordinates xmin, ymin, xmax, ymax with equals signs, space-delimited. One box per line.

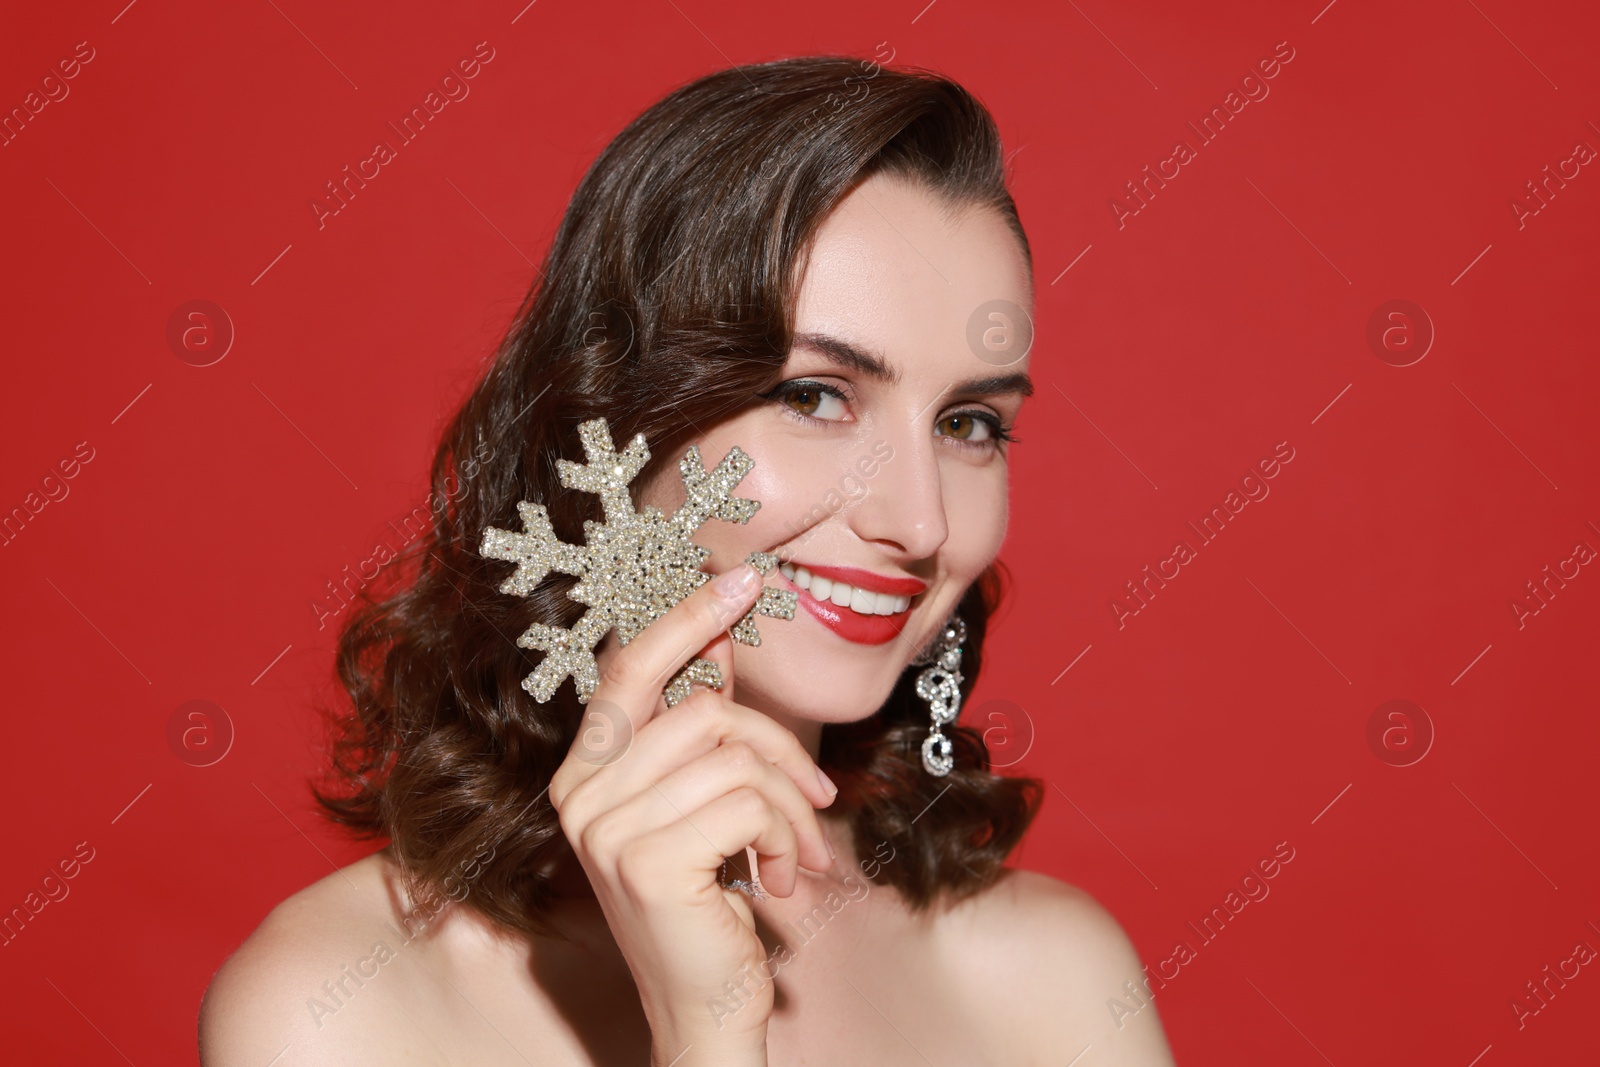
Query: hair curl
xmin=312 ymin=54 xmax=1045 ymax=939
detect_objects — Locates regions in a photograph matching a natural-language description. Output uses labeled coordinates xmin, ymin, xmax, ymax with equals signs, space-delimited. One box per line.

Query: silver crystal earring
xmin=911 ymin=614 xmax=967 ymax=776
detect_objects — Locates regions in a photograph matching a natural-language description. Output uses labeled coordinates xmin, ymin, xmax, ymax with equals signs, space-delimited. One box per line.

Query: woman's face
xmin=616 ymin=171 xmax=1034 ymax=737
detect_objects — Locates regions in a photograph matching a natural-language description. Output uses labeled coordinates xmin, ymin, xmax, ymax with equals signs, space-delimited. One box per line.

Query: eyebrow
xmin=790 ymin=331 xmax=1034 ymax=398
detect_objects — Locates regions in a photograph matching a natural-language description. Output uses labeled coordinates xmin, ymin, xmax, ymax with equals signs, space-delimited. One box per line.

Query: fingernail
xmin=825 ymin=833 xmax=836 ymax=859
xmin=712 ymin=563 xmax=760 ymax=598
xmin=816 ymin=765 xmax=838 ymax=797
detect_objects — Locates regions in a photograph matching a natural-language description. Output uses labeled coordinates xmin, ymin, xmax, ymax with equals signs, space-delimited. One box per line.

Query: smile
xmin=777 ymin=562 xmax=915 ymax=614
xmin=774 ymin=561 xmax=924 ymax=646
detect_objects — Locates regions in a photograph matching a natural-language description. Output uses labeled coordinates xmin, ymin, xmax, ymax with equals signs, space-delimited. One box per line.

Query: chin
xmin=739 ymin=669 xmax=898 ymax=726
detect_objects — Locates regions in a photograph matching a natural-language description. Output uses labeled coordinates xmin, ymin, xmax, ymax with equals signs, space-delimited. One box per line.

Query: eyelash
xmin=760 ymin=380 xmax=1021 ymax=449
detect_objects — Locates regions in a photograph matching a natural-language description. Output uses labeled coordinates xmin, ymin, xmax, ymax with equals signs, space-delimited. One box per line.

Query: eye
xmin=938 ymin=410 xmax=1020 ymax=451
xmin=760 ymin=379 xmax=1020 ymax=451
xmin=762 ymin=380 xmax=852 ymax=424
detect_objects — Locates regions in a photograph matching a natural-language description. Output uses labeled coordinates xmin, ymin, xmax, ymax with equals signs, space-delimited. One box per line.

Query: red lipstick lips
xmin=773 ymin=562 xmax=923 ymax=645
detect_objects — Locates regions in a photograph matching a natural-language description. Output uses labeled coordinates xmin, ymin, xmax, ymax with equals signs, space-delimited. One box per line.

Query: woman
xmin=200 ymin=55 xmax=1177 ymax=1066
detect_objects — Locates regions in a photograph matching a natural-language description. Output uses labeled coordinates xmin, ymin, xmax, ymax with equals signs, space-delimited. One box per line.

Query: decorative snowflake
xmin=478 ymin=417 xmax=796 ymax=707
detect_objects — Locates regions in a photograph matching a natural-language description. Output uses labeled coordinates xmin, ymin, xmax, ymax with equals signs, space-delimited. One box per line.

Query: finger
xmin=699 ymin=626 xmax=737 ymax=705
xmin=557 ymin=692 xmax=838 ymax=841
xmin=583 ymin=739 xmax=833 ymax=882
xmin=700 ymin=734 xmax=832 ymax=886
xmin=609 ymin=561 xmax=763 ymax=724
xmin=645 ymin=624 xmax=736 ymax=722
xmin=622 ymin=786 xmax=802 ymax=900
xmin=554 ymin=562 xmax=766 ymax=807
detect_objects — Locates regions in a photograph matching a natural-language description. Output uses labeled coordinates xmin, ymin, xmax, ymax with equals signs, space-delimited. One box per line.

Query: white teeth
xmin=778 ymin=562 xmax=912 ymax=617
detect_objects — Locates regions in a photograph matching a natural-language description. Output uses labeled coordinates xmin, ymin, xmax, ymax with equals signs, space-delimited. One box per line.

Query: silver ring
xmin=718 ymin=857 xmax=766 ymax=900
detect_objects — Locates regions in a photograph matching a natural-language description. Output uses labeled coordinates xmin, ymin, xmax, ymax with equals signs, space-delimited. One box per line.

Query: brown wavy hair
xmin=312 ymin=53 xmax=1045 ymax=939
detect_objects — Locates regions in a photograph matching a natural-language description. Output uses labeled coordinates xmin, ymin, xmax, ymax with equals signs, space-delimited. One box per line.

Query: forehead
xmin=791 ymin=172 xmax=1033 ymax=373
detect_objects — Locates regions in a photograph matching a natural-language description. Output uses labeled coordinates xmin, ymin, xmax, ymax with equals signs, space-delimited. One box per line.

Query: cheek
xmin=947 ymin=467 xmax=1009 ymax=575
xmin=747 ymin=450 xmax=816 ymax=505
xmin=648 ymin=437 xmax=837 ymax=566
xmin=730 ymin=441 xmax=853 ymax=545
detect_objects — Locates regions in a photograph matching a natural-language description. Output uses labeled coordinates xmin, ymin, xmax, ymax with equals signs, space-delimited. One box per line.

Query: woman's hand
xmin=547 ymin=561 xmax=839 ymax=1066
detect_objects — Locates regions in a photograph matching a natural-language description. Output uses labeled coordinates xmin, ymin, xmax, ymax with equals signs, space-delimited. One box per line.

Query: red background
xmin=3 ymin=0 xmax=1598 ymax=1062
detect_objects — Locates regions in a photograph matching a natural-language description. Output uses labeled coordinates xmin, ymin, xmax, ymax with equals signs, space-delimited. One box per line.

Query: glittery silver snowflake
xmin=478 ymin=417 xmax=796 ymax=707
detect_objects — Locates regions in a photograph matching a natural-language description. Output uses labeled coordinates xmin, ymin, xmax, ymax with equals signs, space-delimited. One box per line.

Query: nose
xmin=844 ymin=419 xmax=949 ymax=561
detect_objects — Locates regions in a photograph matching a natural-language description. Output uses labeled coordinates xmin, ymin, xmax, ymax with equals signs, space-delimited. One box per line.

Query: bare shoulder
xmin=198 ymin=850 xmax=442 ymax=1066
xmin=939 ymin=867 xmax=1177 ymax=1066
